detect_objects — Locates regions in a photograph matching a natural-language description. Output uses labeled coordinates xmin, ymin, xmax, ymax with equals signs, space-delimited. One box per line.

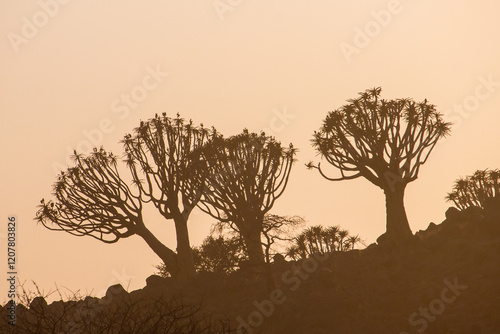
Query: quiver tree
xmin=122 ymin=113 xmax=214 ymax=279
xmin=35 ymin=148 xmax=180 ymax=277
xmin=194 ymin=130 xmax=297 ymax=266
xmin=446 ymin=169 xmax=500 ymax=209
xmin=285 ymin=225 xmax=361 ymax=260
xmin=308 ymin=88 xmax=451 ymax=244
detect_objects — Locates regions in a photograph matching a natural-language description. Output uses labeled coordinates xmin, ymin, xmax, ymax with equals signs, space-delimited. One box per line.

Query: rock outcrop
xmin=2 ymin=202 xmax=499 ymax=333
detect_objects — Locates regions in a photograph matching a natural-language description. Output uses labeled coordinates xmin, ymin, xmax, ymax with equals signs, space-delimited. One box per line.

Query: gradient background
xmin=1 ymin=0 xmax=499 ymax=301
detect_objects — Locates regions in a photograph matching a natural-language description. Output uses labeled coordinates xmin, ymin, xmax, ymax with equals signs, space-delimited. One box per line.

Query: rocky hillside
xmin=2 ymin=200 xmax=500 ymax=333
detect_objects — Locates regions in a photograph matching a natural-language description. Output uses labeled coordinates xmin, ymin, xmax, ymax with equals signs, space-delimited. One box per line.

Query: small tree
xmin=212 ymin=214 xmax=304 ymax=264
xmin=285 ymin=225 xmax=361 ymax=260
xmin=195 ymin=130 xmax=297 ymax=266
xmin=261 ymin=214 xmax=305 ymax=263
xmin=308 ymin=88 xmax=451 ymax=244
xmin=192 ymin=236 xmax=246 ymax=273
xmin=446 ymin=169 xmax=500 ymax=209
xmin=157 ymin=235 xmax=246 ymax=276
xmin=346 ymin=234 xmax=362 ymax=250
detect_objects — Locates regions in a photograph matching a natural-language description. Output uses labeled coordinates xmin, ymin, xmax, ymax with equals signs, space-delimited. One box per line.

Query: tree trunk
xmin=137 ymin=226 xmax=180 ymax=278
xmin=383 ymin=185 xmax=413 ymax=243
xmin=173 ymin=211 xmax=196 ymax=280
xmin=241 ymin=225 xmax=265 ymax=266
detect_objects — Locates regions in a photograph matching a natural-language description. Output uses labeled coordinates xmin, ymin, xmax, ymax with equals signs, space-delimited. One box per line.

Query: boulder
xmin=47 ymin=300 xmax=66 ymax=314
xmin=83 ymin=296 xmax=99 ymax=305
xmin=272 ymin=253 xmax=288 ymax=271
xmin=376 ymin=232 xmax=405 ymax=251
xmin=104 ymin=283 xmax=128 ymax=303
xmin=416 ymin=222 xmax=441 ymax=240
xmin=375 ymin=232 xmax=390 ymax=247
xmin=146 ymin=274 xmax=168 ymax=288
xmin=427 ymin=222 xmax=438 ymax=231
xmin=29 ymin=296 xmax=47 ymax=310
xmin=95 ymin=284 xmax=129 ymax=309
xmin=273 ymin=253 xmax=286 ymax=265
xmin=364 ymin=242 xmax=378 ymax=253
xmin=445 ymin=207 xmax=463 ymax=221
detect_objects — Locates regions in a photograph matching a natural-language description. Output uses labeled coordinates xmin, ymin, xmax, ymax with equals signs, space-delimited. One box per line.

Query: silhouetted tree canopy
xmin=286 ymin=225 xmax=362 ymax=260
xmin=36 ymin=113 xmax=215 ymax=280
xmin=446 ymin=169 xmax=500 ymax=210
xmin=157 ymin=235 xmax=247 ymax=275
xmin=308 ymin=88 xmax=451 ymax=244
xmin=121 ymin=113 xmax=216 ymax=278
xmin=191 ymin=235 xmax=246 ymax=274
xmin=122 ymin=113 xmax=213 ymax=220
xmin=36 ymin=148 xmax=143 ymax=243
xmin=195 ymin=129 xmax=297 ymax=266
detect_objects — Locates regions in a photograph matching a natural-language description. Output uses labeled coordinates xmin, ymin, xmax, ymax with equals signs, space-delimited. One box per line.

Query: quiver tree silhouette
xmin=285 ymin=225 xmax=361 ymax=260
xmin=194 ymin=130 xmax=297 ymax=267
xmin=121 ymin=113 xmax=214 ymax=279
xmin=36 ymin=113 xmax=215 ymax=280
xmin=446 ymin=168 xmax=500 ymax=210
xmin=307 ymin=88 xmax=451 ymax=245
xmin=35 ymin=148 xmax=180 ymax=277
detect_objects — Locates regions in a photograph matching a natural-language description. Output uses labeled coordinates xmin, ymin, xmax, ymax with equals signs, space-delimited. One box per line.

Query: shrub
xmin=446 ymin=169 xmax=500 ymax=210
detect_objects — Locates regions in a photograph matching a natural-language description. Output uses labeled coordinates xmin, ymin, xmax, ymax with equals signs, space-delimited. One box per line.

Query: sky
xmin=1 ymin=0 xmax=499 ymax=302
